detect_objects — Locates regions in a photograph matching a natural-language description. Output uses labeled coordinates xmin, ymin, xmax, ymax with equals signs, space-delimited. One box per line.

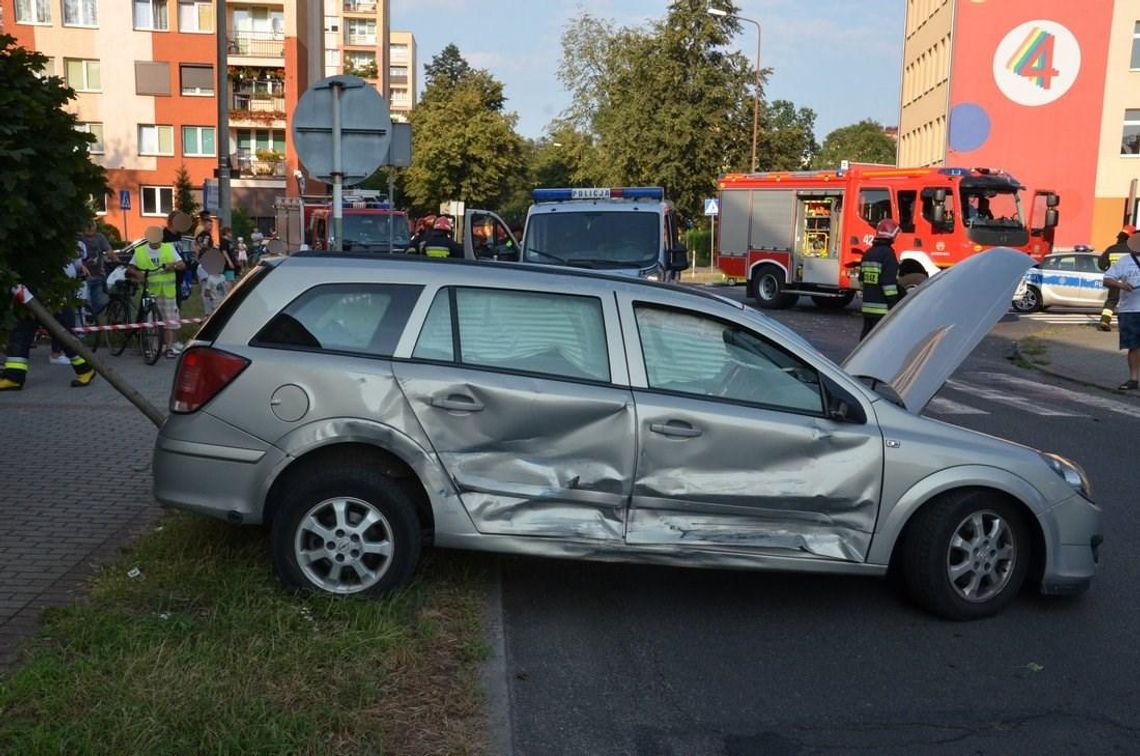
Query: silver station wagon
xmin=154 ymin=249 xmax=1101 ymax=620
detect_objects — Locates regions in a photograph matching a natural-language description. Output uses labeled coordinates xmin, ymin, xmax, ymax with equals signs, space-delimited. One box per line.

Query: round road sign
xmin=292 ymin=75 xmax=391 ymax=186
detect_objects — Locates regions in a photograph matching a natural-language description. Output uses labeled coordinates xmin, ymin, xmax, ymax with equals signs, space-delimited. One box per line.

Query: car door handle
xmin=431 ymin=394 xmax=484 ymax=412
xmin=649 ymin=420 xmax=702 ymax=438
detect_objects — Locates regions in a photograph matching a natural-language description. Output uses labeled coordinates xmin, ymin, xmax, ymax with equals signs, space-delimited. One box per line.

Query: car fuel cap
xmin=270 ymin=384 xmax=310 ymax=422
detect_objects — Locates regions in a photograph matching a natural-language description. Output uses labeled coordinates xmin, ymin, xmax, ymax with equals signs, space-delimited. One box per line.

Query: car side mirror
xmin=1044 ymin=208 xmax=1059 ymax=228
xmin=933 ymin=188 xmax=946 ymax=203
xmin=933 ymin=204 xmax=945 ymax=224
xmin=1046 ymin=193 xmax=1060 ymax=208
xmin=666 ymin=246 xmax=689 ymax=272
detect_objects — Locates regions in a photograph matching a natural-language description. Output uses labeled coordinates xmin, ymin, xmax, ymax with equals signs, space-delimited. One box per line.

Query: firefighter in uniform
xmin=859 ymin=218 xmax=903 ymax=340
xmin=420 ymin=216 xmax=464 ymax=259
xmin=1097 ymin=225 xmax=1135 ymax=332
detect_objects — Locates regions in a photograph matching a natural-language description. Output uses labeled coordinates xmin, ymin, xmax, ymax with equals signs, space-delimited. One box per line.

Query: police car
xmin=1012 ymin=249 xmax=1106 ymax=313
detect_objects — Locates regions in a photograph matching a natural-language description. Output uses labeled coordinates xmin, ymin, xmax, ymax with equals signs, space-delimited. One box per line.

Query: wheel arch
xmin=260 ymin=418 xmax=476 ymax=539
xmin=870 ymin=469 xmax=1049 ymax=585
xmin=897 ymin=250 xmax=942 ymax=278
xmin=746 ymin=259 xmax=789 ymax=297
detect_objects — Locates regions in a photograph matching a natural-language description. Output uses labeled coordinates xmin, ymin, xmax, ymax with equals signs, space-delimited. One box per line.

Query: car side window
xmin=414 ymin=287 xmax=611 ymax=383
xmin=1046 ymin=256 xmax=1076 ymax=271
xmin=634 ymin=305 xmax=823 ymax=414
xmin=1075 ymin=255 xmax=1100 ymax=274
xmin=252 ymin=284 xmax=422 ymax=356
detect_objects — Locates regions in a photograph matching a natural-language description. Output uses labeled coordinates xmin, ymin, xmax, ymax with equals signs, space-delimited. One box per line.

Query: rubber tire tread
xmin=271 ymin=460 xmax=422 ymax=597
xmin=140 ymin=301 xmax=162 ymax=365
xmin=901 ymin=490 xmax=1031 ymax=621
xmin=752 ymin=268 xmax=798 ymax=310
xmin=106 ymin=299 xmax=131 ymax=355
xmin=1012 ymin=285 xmax=1043 ymax=313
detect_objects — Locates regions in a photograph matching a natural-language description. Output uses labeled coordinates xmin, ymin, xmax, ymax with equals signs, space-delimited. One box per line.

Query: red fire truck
xmin=715 ymin=166 xmax=1060 ymax=309
xmin=276 ymin=190 xmax=411 ymax=253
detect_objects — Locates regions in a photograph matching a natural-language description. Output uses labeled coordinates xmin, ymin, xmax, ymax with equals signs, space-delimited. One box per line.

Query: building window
xmin=177 ymin=0 xmax=212 ymax=32
xmin=135 ymin=61 xmax=171 ymax=96
xmin=63 ymin=0 xmax=98 ymax=26
xmin=1132 ymin=22 xmax=1140 ymax=70
xmin=389 ymin=65 xmax=408 ymax=79
xmin=390 ymin=43 xmax=409 ymax=62
xmin=141 ymin=186 xmax=174 ymax=216
xmin=236 ymin=128 xmax=286 ymax=152
xmin=65 ymin=59 xmax=102 ymax=92
xmin=345 ymin=18 xmax=376 ymax=45
xmin=134 ymin=0 xmax=169 ymax=31
xmin=1123 ymin=110 xmax=1140 ymax=155
xmin=180 ymin=64 xmax=214 ymax=95
xmin=182 ymin=126 xmax=216 ymax=157
xmin=89 ymin=193 xmax=108 ymax=216
xmin=391 ymin=87 xmax=409 ymax=106
xmin=76 ymin=122 xmax=105 ymax=154
xmin=15 ymin=0 xmax=52 ymax=24
xmin=138 ymin=124 xmax=174 ymax=156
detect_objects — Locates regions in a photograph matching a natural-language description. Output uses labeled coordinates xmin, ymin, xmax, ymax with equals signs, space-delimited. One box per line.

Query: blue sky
xmin=392 ymin=0 xmax=905 ymax=141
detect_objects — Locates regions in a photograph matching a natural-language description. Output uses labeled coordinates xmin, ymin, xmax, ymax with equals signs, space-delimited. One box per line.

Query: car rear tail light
xmin=171 ymin=347 xmax=250 ymax=413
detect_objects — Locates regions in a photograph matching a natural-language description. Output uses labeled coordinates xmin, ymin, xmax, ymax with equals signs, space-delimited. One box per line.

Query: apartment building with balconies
xmin=323 ymin=0 xmax=414 ymax=121
xmin=1 ymin=0 xmax=320 ymax=236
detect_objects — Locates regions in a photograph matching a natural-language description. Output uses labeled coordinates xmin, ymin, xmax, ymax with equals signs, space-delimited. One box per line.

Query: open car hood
xmin=842 ymin=248 xmax=1034 ymax=414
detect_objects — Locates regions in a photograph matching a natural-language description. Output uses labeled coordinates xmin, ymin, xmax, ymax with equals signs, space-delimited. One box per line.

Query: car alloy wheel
xmin=945 ymin=510 xmax=1016 ymax=603
xmin=1013 ymin=285 xmax=1041 ymax=313
xmin=293 ymin=496 xmax=395 ymax=594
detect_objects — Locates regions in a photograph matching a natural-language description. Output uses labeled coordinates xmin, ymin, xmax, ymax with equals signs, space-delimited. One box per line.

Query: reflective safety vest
xmin=131 ymin=243 xmax=179 ymax=298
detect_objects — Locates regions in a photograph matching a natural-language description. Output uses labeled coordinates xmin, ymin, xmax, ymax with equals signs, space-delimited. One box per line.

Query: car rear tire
xmin=901 ymin=490 xmax=1031 ymax=620
xmin=271 ymin=464 xmax=422 ymax=596
xmin=811 ymin=292 xmax=856 ymax=310
xmin=752 ymin=267 xmax=798 ymax=310
xmin=1012 ymin=285 xmax=1042 ymax=313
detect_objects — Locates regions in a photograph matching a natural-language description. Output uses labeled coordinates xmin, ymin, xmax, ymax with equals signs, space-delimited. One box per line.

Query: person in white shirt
xmin=1103 ymin=237 xmax=1140 ymax=390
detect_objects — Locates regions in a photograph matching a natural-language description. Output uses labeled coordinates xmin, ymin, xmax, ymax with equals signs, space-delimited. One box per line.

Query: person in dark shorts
xmin=1103 ymin=238 xmax=1140 ymax=390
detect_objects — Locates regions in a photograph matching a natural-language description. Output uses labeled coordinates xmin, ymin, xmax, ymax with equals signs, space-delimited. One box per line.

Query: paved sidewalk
xmin=993 ymin=316 xmax=1139 ymax=395
xmin=0 ymin=350 xmax=174 ymax=669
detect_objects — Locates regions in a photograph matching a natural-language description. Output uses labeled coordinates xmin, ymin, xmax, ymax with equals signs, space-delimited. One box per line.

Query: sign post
xmin=293 ymin=75 xmax=391 ymax=252
xmin=118 ymin=189 xmax=131 ymax=242
xmin=703 ymin=198 xmax=719 ymax=273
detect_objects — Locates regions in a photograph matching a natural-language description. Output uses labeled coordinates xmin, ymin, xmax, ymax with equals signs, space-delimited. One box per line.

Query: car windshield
xmin=523 ymin=211 xmax=659 ymax=269
xmin=961 ymin=189 xmax=1024 ymax=229
xmin=342 ymin=214 xmax=410 ymax=252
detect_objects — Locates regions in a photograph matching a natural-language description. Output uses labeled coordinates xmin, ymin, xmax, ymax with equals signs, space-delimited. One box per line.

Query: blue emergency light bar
xmin=532 ymin=187 xmax=665 ymax=202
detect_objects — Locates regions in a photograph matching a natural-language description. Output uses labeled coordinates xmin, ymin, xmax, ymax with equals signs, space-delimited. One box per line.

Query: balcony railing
xmin=229 ymin=31 xmax=284 ymax=58
xmin=344 ymin=0 xmax=377 ymax=12
xmin=345 ymin=32 xmax=377 ymax=46
xmin=232 ymin=93 xmax=287 ymax=115
xmin=233 ymin=151 xmax=285 ymax=178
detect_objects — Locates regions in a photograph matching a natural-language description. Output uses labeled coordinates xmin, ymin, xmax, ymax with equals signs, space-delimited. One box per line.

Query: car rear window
xmin=252 ymin=283 xmax=422 ymax=357
xmin=194 ymin=262 xmax=274 ymax=343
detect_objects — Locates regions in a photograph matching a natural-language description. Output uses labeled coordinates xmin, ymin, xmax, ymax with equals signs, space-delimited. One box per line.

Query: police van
xmin=459 ymin=187 xmax=689 ymax=279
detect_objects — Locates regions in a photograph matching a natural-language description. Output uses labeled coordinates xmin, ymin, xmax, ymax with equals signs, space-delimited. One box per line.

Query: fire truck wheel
xmin=752 ymin=267 xmax=798 ymax=310
xmin=898 ymin=272 xmax=928 ymax=291
xmin=811 ymin=292 xmax=855 ymax=310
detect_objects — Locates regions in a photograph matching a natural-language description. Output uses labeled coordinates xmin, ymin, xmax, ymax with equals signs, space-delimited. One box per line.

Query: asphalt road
xmin=499 ymin=291 xmax=1140 ymax=755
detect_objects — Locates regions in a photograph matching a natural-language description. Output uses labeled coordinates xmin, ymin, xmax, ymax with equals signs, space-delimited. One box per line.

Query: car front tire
xmin=271 ymin=464 xmax=422 ymax=596
xmin=901 ymin=491 xmax=1031 ymax=620
xmin=1012 ymin=285 xmax=1042 ymax=313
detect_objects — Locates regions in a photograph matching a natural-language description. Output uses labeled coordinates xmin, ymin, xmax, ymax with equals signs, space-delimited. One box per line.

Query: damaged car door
xmin=621 ymin=301 xmax=883 ymax=562
xmin=394 ymin=285 xmax=635 ymax=541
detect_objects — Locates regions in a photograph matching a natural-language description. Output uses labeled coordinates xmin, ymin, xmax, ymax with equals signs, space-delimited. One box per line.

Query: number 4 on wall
xmin=1007 ymin=28 xmax=1060 ymax=90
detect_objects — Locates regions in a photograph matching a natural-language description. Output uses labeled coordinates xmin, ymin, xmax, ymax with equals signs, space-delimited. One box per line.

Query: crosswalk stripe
xmin=944 ymin=379 xmax=1082 ymax=417
xmin=974 ymin=372 xmax=1140 ymax=420
xmin=926 ymin=397 xmax=988 ymax=415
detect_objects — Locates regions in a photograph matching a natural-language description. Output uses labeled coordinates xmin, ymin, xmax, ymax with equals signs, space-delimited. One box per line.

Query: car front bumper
xmin=1039 ymin=493 xmax=1102 ymax=596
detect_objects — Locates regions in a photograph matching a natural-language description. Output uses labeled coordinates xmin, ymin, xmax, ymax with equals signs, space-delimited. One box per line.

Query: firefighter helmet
xmin=875 ymin=218 xmax=900 ymax=240
xmin=1123 ymin=224 xmax=1136 ymax=236
xmin=433 ymin=216 xmax=453 ymax=233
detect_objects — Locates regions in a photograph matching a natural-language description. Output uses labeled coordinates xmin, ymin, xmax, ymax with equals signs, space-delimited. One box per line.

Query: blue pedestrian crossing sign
xmin=703 ymin=198 xmax=719 ymax=216
xmin=118 ymin=189 xmax=131 ymax=210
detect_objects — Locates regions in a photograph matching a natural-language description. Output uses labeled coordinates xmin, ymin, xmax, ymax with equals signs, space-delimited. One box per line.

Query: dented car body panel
xmin=153 ymin=253 xmax=1099 ymax=596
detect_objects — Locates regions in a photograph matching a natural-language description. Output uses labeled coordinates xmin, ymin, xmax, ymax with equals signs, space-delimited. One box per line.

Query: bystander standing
xmin=1102 ymin=236 xmax=1140 ymax=390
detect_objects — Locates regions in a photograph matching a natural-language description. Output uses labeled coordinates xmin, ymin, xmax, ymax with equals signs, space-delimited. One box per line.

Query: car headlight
xmin=1041 ymin=452 xmax=1092 ymax=499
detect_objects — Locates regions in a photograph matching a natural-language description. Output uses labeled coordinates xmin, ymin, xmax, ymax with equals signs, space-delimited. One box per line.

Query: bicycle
xmin=76 ymin=296 xmax=108 ymax=352
xmin=106 ymin=269 xmax=163 ymax=365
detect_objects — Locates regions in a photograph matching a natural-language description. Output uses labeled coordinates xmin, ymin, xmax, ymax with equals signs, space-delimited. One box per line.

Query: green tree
xmin=757 ymin=100 xmax=819 ymax=170
xmin=0 ymin=35 xmax=106 ymax=325
xmin=557 ymin=2 xmax=759 ymax=220
xmin=404 ymin=47 xmax=524 ymax=213
xmin=812 ymin=119 xmax=898 ymax=169
xmin=174 ymin=164 xmax=199 ymax=216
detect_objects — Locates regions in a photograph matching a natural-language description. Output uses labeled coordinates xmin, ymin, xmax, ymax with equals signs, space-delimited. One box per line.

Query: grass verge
xmin=1011 ymin=335 xmax=1051 ymax=369
xmin=0 ymin=512 xmax=488 ymax=755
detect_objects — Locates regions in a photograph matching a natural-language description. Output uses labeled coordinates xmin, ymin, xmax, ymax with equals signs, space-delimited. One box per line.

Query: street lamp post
xmin=708 ymin=6 xmax=761 ymax=173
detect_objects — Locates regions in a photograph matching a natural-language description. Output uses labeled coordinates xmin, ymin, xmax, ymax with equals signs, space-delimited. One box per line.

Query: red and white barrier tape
xmin=70 ymin=317 xmax=205 ymax=334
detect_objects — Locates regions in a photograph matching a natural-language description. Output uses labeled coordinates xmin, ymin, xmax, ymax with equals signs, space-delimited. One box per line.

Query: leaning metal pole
xmin=216 ymin=6 xmax=232 ymax=228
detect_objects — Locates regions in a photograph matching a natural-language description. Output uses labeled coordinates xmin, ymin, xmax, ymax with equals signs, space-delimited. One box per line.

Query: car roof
xmin=284 ymin=252 xmax=743 ymax=309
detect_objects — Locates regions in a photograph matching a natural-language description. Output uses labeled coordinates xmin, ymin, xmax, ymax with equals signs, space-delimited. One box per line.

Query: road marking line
xmin=927 ymin=397 xmax=988 ymax=415
xmin=945 ymin=380 xmax=1083 ymax=417
xmin=974 ymin=372 xmax=1140 ymax=420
